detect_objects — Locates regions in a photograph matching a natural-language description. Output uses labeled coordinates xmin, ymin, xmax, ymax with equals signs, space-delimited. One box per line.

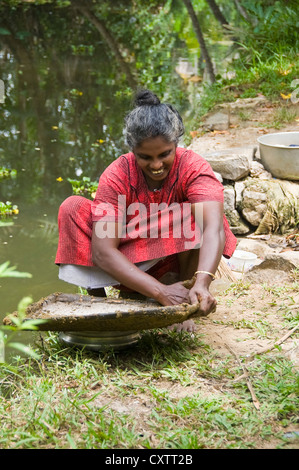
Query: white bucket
xmin=226 ymin=250 xmax=258 ymax=273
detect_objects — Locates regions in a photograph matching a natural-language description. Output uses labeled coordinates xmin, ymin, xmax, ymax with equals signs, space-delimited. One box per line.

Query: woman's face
xmin=133 ymin=136 xmax=176 ymax=188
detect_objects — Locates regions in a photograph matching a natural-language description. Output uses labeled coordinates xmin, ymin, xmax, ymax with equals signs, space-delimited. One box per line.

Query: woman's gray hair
xmin=124 ymin=89 xmax=184 ymax=149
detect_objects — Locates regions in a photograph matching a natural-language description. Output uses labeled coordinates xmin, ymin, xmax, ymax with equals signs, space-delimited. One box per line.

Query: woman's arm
xmin=188 ymin=201 xmax=225 ymax=314
xmin=91 ymin=221 xmax=190 ymax=305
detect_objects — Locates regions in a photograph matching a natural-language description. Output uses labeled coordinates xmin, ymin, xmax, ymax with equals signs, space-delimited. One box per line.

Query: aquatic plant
xmin=67 ymin=177 xmax=98 ymax=199
xmin=0 ymin=168 xmax=17 ymax=180
xmin=0 ymin=201 xmax=19 ymax=217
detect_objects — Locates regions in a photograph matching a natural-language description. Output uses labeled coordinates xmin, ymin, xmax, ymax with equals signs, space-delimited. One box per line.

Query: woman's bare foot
xmin=167 ymin=319 xmax=196 ymax=333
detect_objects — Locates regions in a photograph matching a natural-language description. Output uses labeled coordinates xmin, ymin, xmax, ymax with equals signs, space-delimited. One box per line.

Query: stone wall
xmin=188 ymin=145 xmax=299 ymax=236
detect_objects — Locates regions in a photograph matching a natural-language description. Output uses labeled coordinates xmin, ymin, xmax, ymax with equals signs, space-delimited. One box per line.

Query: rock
xmin=202 ymin=111 xmax=229 ymax=131
xmin=250 ymin=161 xmax=272 ymax=179
xmin=250 ymin=253 xmax=297 ymax=271
xmin=245 ymin=268 xmax=292 ymax=285
xmin=214 ymin=171 xmax=223 ymax=183
xmin=235 ymin=181 xmax=245 ymax=210
xmin=236 ymin=239 xmax=274 ymax=259
xmin=223 ymin=186 xmax=235 ymax=212
xmin=244 ymin=253 xmax=297 ymax=284
xmin=230 ymin=219 xmax=251 ymax=235
xmin=202 ymin=149 xmax=253 ymax=181
xmin=278 ymin=250 xmax=299 ymax=268
xmin=241 ymin=178 xmax=299 ymax=235
xmin=221 ymin=96 xmax=267 ymax=110
xmin=241 ymin=187 xmax=268 ymax=226
xmin=223 ymin=186 xmax=251 ymax=234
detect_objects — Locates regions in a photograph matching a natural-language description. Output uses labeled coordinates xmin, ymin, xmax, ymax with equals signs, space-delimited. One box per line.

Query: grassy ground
xmin=0 ymin=278 xmax=298 ymax=449
xmin=183 ymin=51 xmax=299 ymax=144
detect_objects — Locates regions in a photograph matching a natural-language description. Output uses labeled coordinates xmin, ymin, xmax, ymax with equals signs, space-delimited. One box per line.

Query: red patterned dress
xmin=55 ymin=148 xmax=237 ymax=282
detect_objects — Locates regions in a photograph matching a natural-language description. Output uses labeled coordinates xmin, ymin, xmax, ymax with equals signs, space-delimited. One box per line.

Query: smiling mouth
xmin=151 ymin=169 xmax=164 ymax=175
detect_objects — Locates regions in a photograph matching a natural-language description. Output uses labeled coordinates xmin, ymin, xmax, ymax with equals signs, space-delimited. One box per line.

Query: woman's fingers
xmin=160 ymin=282 xmax=216 ymax=317
xmin=188 ymin=286 xmax=217 ymax=316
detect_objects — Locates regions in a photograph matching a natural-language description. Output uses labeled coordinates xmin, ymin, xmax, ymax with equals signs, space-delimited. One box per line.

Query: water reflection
xmin=0 ymin=29 xmax=134 ymax=336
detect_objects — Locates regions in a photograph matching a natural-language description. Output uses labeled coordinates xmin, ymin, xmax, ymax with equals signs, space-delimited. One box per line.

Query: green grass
xmin=0 ymin=276 xmax=298 ymax=449
xmin=0 ymin=291 xmax=298 ymax=449
xmin=182 ymin=49 xmax=299 ymax=146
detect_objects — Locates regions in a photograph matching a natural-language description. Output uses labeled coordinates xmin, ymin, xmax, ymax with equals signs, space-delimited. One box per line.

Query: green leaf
xmin=0 ymin=261 xmax=10 ymax=274
xmin=16 ymin=31 xmax=31 ymax=40
xmin=0 ymin=270 xmax=32 ymax=278
xmin=8 ymin=342 xmax=40 ymax=360
xmin=17 ymin=296 xmax=33 ymax=315
xmin=18 ymin=319 xmax=47 ymax=331
xmin=0 ymin=27 xmax=11 ymax=35
xmin=0 ymin=262 xmax=32 ymax=278
xmin=66 ymin=433 xmax=78 ymax=449
xmin=0 ymin=221 xmax=14 ymax=227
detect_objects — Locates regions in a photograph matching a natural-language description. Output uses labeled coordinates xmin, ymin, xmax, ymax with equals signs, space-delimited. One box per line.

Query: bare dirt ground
xmin=198 ymin=282 xmax=298 ymax=364
xmin=188 ymin=97 xmax=299 ymax=364
xmin=188 ymin=97 xmax=299 ymax=155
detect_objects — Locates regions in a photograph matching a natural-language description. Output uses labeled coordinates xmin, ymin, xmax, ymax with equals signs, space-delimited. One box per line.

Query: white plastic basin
xmin=257 ymin=132 xmax=299 ymax=181
xmin=226 ymin=250 xmax=258 ymax=272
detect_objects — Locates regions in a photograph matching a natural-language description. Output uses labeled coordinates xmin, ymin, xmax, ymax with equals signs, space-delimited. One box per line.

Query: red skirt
xmin=55 ymin=195 xmax=180 ymax=284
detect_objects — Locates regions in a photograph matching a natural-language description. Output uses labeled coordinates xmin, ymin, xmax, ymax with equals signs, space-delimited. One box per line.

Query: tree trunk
xmin=75 ymin=2 xmax=137 ymax=90
xmin=182 ymin=0 xmax=215 ymax=83
xmin=1 ymin=29 xmax=47 ymax=177
xmin=206 ymin=0 xmax=228 ymax=26
xmin=233 ymin=0 xmax=255 ymax=24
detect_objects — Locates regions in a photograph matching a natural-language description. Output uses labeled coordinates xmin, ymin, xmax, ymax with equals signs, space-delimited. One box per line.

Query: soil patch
xmin=195 ymin=283 xmax=298 ymax=366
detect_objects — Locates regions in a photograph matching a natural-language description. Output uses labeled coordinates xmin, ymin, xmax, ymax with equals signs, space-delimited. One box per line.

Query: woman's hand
xmin=157 ymin=282 xmax=190 ymax=306
xmin=188 ymin=283 xmax=216 ymax=316
xmin=157 ymin=280 xmax=216 ymax=317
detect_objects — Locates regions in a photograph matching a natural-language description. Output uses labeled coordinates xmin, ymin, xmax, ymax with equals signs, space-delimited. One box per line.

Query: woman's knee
xmin=58 ymin=195 xmax=91 ymax=219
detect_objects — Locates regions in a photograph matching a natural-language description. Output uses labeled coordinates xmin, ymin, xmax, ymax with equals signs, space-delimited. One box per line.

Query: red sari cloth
xmin=55 ymin=148 xmax=237 ymax=271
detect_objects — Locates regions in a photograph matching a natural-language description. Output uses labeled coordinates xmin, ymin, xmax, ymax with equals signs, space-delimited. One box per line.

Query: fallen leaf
xmin=190 ymin=130 xmax=199 ymax=138
xmin=188 ymin=75 xmax=202 ymax=83
xmin=209 ymin=130 xmax=230 ymax=136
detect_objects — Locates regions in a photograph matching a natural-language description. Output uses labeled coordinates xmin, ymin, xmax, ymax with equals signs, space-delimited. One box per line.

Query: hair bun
xmin=134 ymin=89 xmax=160 ymax=107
